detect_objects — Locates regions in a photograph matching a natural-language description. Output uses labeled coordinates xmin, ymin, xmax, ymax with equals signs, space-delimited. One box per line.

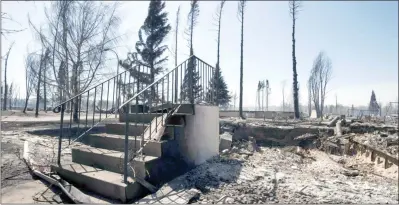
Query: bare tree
xmin=231 ymin=91 xmax=238 ymax=110
xmin=1 ymin=12 xmax=25 ymax=37
xmin=214 ymin=0 xmax=226 ymax=96
xmin=7 ymin=83 xmax=14 ymax=110
xmin=185 ymin=0 xmax=199 ymax=53
xmin=289 ymin=0 xmax=302 ymax=119
xmin=3 ymin=42 xmax=14 ymax=111
xmin=23 ymin=53 xmax=39 ymax=113
xmin=174 ymin=6 xmax=181 ymax=68
xmin=308 ymin=51 xmax=332 ymax=118
xmin=29 ymin=1 xmax=120 ymax=121
xmin=8 ymin=83 xmax=19 ymax=110
xmin=174 ymin=5 xmax=181 ymax=102
xmin=281 ymin=80 xmax=287 ymax=111
xmin=237 ymin=0 xmax=246 ymax=119
xmin=35 ymin=46 xmax=50 ymax=117
xmin=307 ymin=77 xmax=312 ymax=116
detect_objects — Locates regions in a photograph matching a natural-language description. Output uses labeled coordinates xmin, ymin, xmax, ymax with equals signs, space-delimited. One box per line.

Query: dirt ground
xmin=1 ymin=111 xmax=71 ymax=203
xmin=1 ymin=110 xmax=116 ymax=204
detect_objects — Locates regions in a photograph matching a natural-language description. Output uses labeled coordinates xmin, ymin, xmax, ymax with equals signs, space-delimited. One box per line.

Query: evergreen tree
xmin=206 ymin=67 xmax=231 ymax=106
xmin=207 ymin=0 xmax=230 ymax=106
xmin=181 ymin=0 xmax=201 ymax=103
xmin=134 ymin=0 xmax=171 ymax=105
xmin=119 ymin=54 xmax=151 ymax=105
xmin=368 ymin=90 xmax=380 ymax=115
xmin=181 ymin=55 xmax=202 ymax=102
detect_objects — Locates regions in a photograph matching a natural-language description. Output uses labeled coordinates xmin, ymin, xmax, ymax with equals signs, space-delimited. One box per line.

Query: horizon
xmin=1 ymin=1 xmax=398 ymax=108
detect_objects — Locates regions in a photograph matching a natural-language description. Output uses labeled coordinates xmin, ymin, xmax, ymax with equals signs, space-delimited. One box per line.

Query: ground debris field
xmin=1 ymin=113 xmax=399 ymax=204
xmin=165 ymin=140 xmax=398 ymax=204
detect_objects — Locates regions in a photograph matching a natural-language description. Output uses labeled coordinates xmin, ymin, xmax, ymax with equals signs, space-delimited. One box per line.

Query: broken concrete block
xmin=219 ymin=132 xmax=233 ymax=151
xmin=310 ymin=110 xmax=318 ymax=119
xmin=247 ymin=136 xmax=260 ymax=152
xmin=328 ymin=116 xmax=340 ymax=127
xmin=335 ymin=120 xmax=342 ymax=136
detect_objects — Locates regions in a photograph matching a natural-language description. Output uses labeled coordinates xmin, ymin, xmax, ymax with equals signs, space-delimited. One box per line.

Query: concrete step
xmin=105 ymin=122 xmax=148 ymax=136
xmin=119 ymin=113 xmax=160 ymax=123
xmin=86 ymin=133 xmax=179 ymax=158
xmin=72 ymin=145 xmax=161 ymax=180
xmin=51 ymin=163 xmax=145 ymax=203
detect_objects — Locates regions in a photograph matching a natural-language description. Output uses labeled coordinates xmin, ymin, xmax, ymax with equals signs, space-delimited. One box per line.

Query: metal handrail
xmin=52 ymin=70 xmax=129 ymax=113
xmin=118 ymin=55 xmax=194 ymax=109
xmin=52 ymin=54 xmax=217 ymax=184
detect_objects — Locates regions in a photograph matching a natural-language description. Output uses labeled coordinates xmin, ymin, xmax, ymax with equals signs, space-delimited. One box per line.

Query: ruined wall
xmin=220 ymin=120 xmax=334 ymax=146
xmin=220 ymin=111 xmax=295 ymax=119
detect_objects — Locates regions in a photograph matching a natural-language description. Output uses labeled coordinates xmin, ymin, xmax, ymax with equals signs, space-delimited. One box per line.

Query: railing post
xmin=57 ymin=104 xmax=65 ymax=166
xmin=124 ymin=104 xmax=129 ymax=184
xmin=215 ymin=67 xmax=218 ymax=106
xmin=174 ymin=65 xmax=178 ymax=104
xmin=189 ymin=56 xmax=194 ymax=105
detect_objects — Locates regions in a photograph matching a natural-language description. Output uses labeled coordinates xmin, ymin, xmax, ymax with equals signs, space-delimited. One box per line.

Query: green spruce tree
xmin=206 ymin=0 xmax=230 ymax=106
xmin=134 ymin=0 xmax=171 ymax=105
xmin=206 ymin=67 xmax=231 ymax=106
xmin=181 ymin=54 xmax=202 ymax=102
xmin=368 ymin=90 xmax=380 ymax=115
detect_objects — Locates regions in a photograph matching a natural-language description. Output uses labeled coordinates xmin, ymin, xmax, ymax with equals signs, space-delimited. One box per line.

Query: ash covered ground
xmin=163 ymin=139 xmax=398 ymax=204
xmin=1 ymin=113 xmax=398 ymax=204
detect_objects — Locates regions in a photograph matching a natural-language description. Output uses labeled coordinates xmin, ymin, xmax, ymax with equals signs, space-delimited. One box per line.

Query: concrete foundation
xmin=176 ymin=105 xmax=219 ymax=166
xmin=220 ymin=110 xmax=295 ymax=119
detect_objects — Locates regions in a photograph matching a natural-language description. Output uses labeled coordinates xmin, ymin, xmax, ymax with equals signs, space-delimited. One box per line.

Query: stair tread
xmin=106 ymin=122 xmax=150 ymax=126
xmin=91 ymin=132 xmax=153 ymax=141
xmin=55 ymin=162 xmax=135 ymax=186
xmin=73 ymin=145 xmax=159 ymax=162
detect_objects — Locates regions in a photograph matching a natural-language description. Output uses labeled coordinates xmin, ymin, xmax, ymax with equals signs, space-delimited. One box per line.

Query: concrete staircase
xmin=51 ymin=104 xmax=193 ymax=203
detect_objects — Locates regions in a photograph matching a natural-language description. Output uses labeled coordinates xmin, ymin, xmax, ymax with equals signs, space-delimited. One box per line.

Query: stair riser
xmin=119 ymin=113 xmax=160 ymax=123
xmin=70 ymin=150 xmax=188 ymax=187
xmin=87 ymin=135 xmax=163 ymax=157
xmin=105 ymin=123 xmax=146 ymax=136
xmin=51 ymin=165 xmax=144 ymax=203
xmin=72 ymin=149 xmax=157 ymax=179
xmin=148 ymin=103 xmax=193 ymax=114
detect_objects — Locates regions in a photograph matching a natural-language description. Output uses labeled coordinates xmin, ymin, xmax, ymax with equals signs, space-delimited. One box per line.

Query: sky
xmin=1 ymin=1 xmax=398 ymax=108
